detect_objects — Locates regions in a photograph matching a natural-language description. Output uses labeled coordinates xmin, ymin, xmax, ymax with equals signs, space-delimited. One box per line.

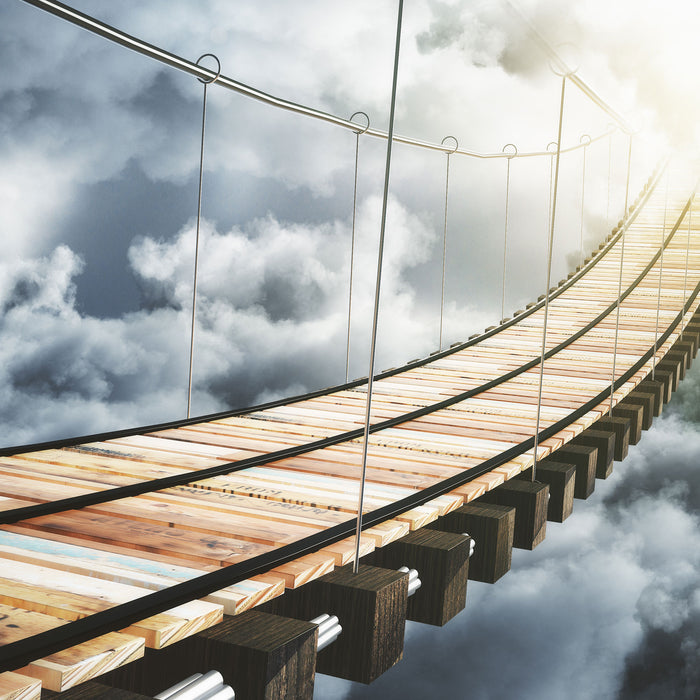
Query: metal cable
xmin=653 ymin=169 xmax=671 ymax=380
xmin=609 ymin=134 xmax=633 ymax=414
xmin=345 ymin=112 xmax=370 ymax=382
xmin=21 ymin=0 xmax=614 ymax=161
xmin=503 ymin=0 xmax=633 ymax=134
xmin=501 ymin=144 xmax=517 ymax=320
xmin=187 ymin=54 xmax=220 ymax=419
xmin=681 ymin=193 xmax=694 ymax=338
xmin=533 ymin=76 xmax=567 ymax=479
xmin=353 ymin=0 xmax=403 ymax=574
xmin=579 ymin=135 xmax=590 ymax=266
xmin=439 ymin=136 xmax=458 ymax=350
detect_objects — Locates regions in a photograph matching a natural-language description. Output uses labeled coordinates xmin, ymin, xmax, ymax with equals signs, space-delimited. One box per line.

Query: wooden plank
xmin=14 ymin=512 xmax=274 ymax=567
xmin=17 ymin=632 xmax=144 ymax=692
xmin=0 ymin=531 xmax=283 ymax=616
xmin=0 ymin=673 xmax=41 ymax=700
xmin=0 ymin=560 xmax=223 ymax=648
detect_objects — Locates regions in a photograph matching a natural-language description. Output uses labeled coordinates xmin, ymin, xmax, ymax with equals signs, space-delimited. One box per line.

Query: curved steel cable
xmin=21 ymin=0 xmax=616 ymax=161
xmin=439 ymin=136 xmax=458 ymax=350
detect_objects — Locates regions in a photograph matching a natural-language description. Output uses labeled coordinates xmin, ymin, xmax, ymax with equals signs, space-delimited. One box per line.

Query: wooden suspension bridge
xmin=3 ymin=2 xmax=700 ymax=699
xmin=0 ymin=160 xmax=699 ymax=698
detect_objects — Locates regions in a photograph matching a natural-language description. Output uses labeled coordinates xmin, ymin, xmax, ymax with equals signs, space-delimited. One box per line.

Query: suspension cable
xmin=21 ymin=0 xmax=614 ymax=161
xmin=533 ymin=77 xmax=567 ymax=479
xmin=652 ymin=169 xmax=670 ymax=380
xmin=439 ymin=136 xmax=458 ymax=350
xmin=609 ymin=134 xmax=633 ymax=415
xmin=353 ymin=0 xmax=403 ymax=574
xmin=681 ymin=193 xmax=694 ymax=338
xmin=501 ymin=144 xmax=517 ymax=320
xmin=579 ymin=134 xmax=590 ymax=266
xmin=186 ymin=54 xmax=220 ymax=419
xmin=606 ymin=130 xmax=613 ymax=231
xmin=345 ymin=112 xmax=370 ymax=382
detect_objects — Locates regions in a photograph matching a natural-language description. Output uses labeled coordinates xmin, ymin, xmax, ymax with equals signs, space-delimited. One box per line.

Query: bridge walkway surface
xmin=1 ymin=165 xmax=699 ymax=697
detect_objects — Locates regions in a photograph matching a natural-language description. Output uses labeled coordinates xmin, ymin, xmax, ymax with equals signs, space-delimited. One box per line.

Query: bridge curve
xmin=0 ymin=162 xmax=699 ymax=695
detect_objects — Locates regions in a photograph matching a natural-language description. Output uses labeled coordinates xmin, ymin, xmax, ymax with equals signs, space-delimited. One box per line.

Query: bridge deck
xmin=1 ymin=168 xmax=699 ymax=693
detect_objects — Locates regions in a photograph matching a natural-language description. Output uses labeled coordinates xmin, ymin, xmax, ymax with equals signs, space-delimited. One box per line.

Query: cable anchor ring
xmin=548 ymin=43 xmax=579 ymax=77
xmin=441 ymin=135 xmax=459 ymax=155
xmin=349 ymin=111 xmax=370 ymax=135
xmin=502 ymin=142 xmax=518 ymax=158
xmin=195 ymin=53 xmax=221 ymax=84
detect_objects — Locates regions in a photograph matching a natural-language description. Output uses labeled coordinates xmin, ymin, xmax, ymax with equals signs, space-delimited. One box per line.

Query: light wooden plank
xmin=0 ymin=673 xmax=41 ymax=700
xmin=18 ymin=632 xmax=144 ymax=692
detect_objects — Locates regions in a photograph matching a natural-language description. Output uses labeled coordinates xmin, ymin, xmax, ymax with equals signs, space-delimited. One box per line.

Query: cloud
xmin=2 ymin=194 xmax=507 ymax=447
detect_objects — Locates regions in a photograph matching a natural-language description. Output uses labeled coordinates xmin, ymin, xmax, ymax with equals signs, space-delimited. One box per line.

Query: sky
xmin=1 ymin=0 xmax=700 ymax=697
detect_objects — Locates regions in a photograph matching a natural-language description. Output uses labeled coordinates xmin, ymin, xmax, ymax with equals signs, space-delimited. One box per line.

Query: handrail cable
xmin=503 ymin=0 xmax=634 ymax=134
xmin=21 ymin=0 xmax=616 ymax=160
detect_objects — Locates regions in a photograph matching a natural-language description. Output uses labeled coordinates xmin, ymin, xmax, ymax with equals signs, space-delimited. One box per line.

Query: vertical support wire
xmin=353 ymin=0 xmax=403 ymax=573
xmin=681 ymin=193 xmax=694 ymax=339
xmin=345 ymin=112 xmax=370 ymax=382
xmin=439 ymin=136 xmax=458 ymax=350
xmin=533 ymin=77 xmax=567 ymax=480
xmin=579 ymin=135 xmax=590 ymax=266
xmin=501 ymin=144 xmax=517 ymax=321
xmin=652 ymin=169 xmax=670 ymax=381
xmin=608 ymin=133 xmax=633 ymax=415
xmin=606 ymin=130 xmax=613 ymax=232
xmin=187 ymin=53 xmax=221 ymax=420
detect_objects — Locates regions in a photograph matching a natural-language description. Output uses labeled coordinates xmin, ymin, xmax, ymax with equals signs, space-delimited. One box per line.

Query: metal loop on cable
xmin=502 ymin=143 xmax=518 ymax=158
xmin=579 ymin=134 xmax=591 ymax=146
xmin=546 ymin=141 xmax=559 ymax=154
xmin=441 ymin=135 xmax=459 ymax=154
xmin=349 ymin=111 xmax=370 ymax=135
xmin=195 ymin=53 xmax=221 ymax=84
xmin=548 ymin=43 xmax=579 ymax=77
